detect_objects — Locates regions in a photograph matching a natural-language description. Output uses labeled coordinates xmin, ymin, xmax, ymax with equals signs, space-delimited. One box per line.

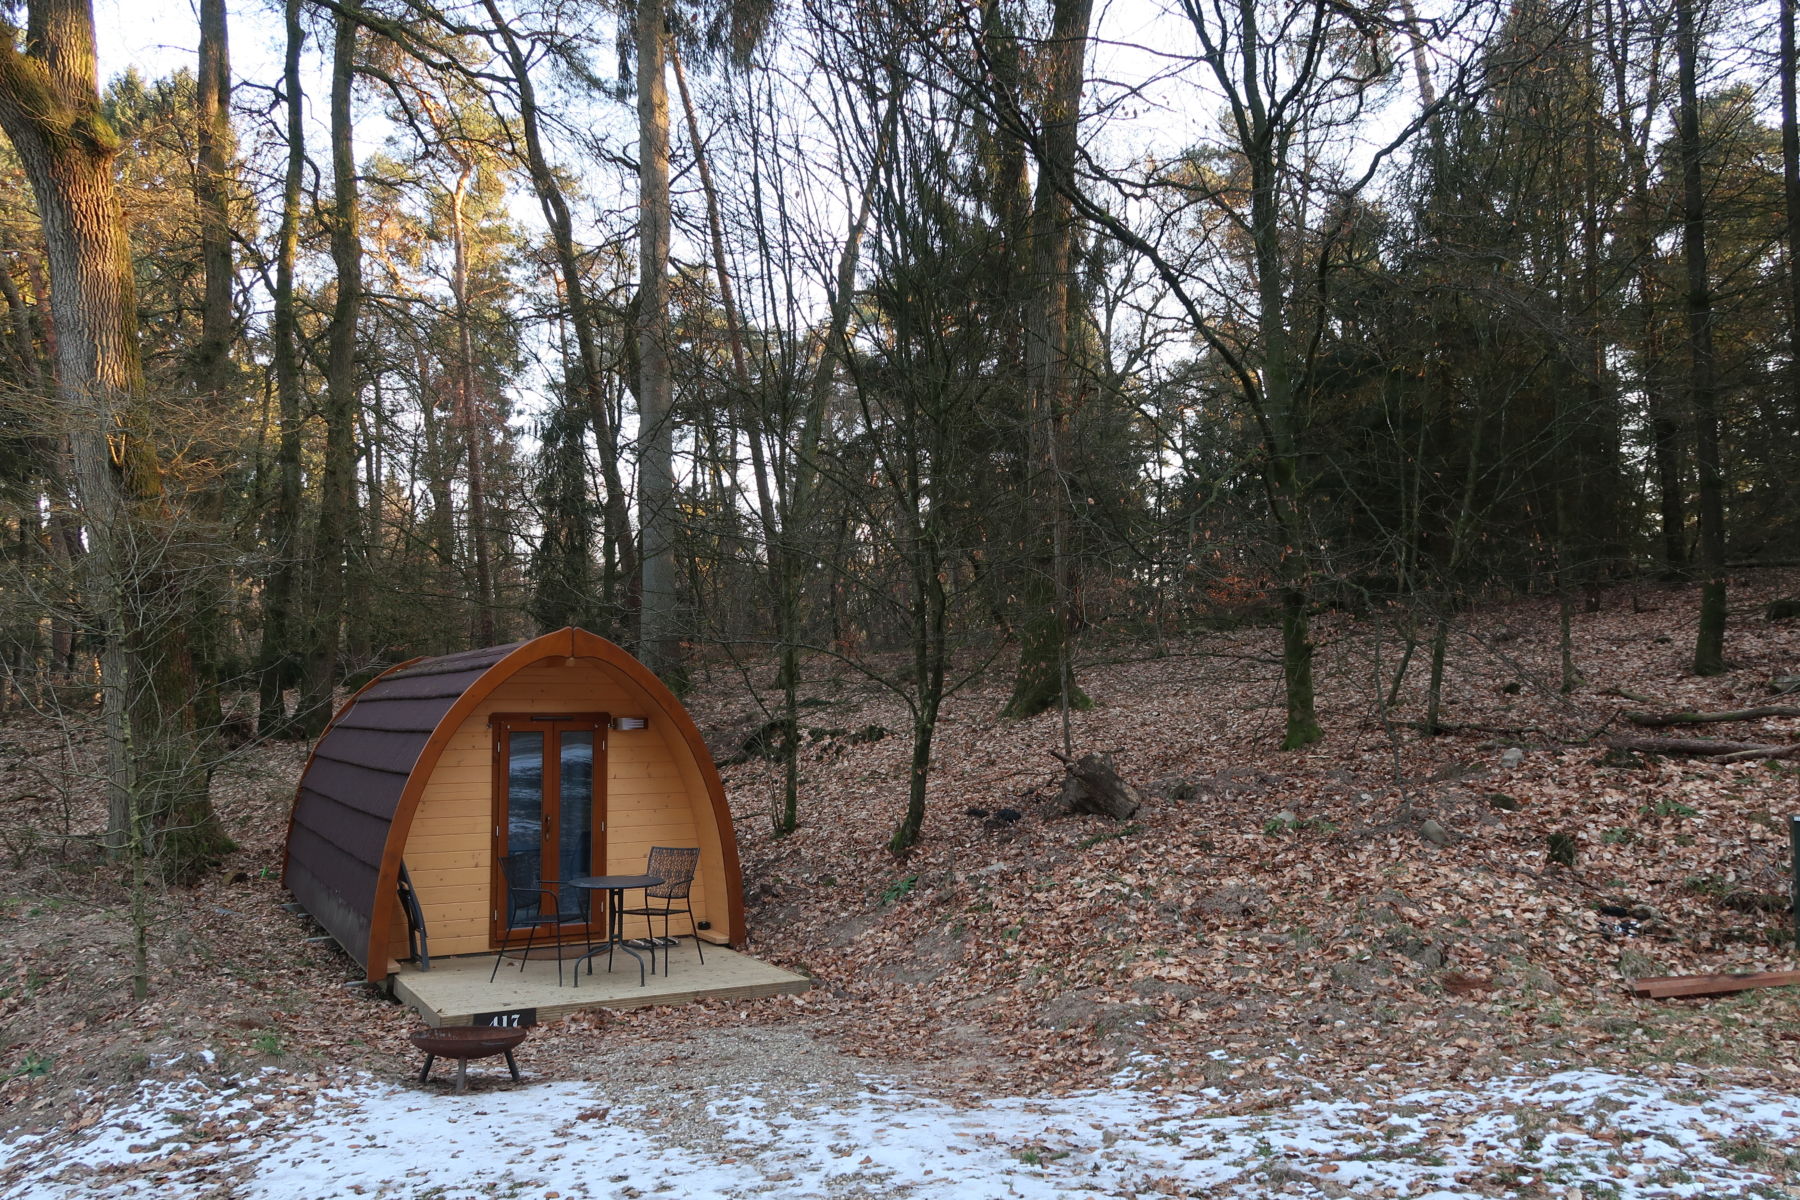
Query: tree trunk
xmin=187 ymin=0 xmax=233 ymax=736
xmin=1423 ymin=613 xmax=1450 ymax=733
xmin=345 ymin=378 xmax=375 ymax=665
xmin=1602 ymin=3 xmax=1683 ymax=578
xmin=890 ymin=531 xmax=946 ymax=857
xmin=257 ymin=0 xmax=306 ymax=736
xmin=0 ymin=0 xmax=230 ymax=879
xmin=194 ymin=0 xmax=233 ymax=420
xmin=1244 ymin=62 xmax=1321 ymax=749
xmin=0 ymin=233 xmax=44 ymax=390
xmin=1397 ymin=0 xmax=1439 ymax=110
xmin=1783 ymin=0 xmax=1799 ymax=437
xmin=296 ymin=9 xmax=362 ymax=735
xmin=1054 ymin=750 xmax=1143 ymax=820
xmin=1006 ymin=0 xmax=1095 ymax=720
xmin=1646 ymin=313 xmax=1687 ymax=576
xmin=635 ymin=0 xmax=679 ymax=685
xmin=1676 ymin=0 xmax=1727 ymax=676
xmin=417 ymin=354 xmax=458 ymax=584
xmin=1421 ymin=386 xmax=1487 ymax=732
xmin=449 ymin=164 xmax=495 ymax=645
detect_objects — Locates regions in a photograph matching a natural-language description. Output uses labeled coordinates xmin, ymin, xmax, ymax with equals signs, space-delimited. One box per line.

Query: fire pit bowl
xmin=411 ymin=1025 xmax=528 ymax=1092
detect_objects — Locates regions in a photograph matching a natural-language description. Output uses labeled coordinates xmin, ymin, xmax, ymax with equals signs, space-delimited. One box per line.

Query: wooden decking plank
xmin=1628 ymin=970 xmax=1800 ymax=999
xmin=388 ymin=944 xmax=810 ymax=1026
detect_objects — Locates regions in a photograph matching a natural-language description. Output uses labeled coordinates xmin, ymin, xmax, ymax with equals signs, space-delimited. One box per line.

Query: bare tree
xmin=975 ymin=0 xmax=1483 ymax=747
xmin=449 ymin=160 xmax=496 ymax=644
xmin=478 ymin=0 xmax=638 ymax=632
xmin=295 ymin=7 xmax=365 ymax=735
xmin=1676 ymin=0 xmax=1727 ymax=674
xmin=636 ymin=0 xmax=680 ymax=682
xmin=257 ymin=0 xmax=307 ymax=736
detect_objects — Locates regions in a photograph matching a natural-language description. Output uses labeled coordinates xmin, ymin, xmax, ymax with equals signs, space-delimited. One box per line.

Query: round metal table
xmin=568 ymin=874 xmax=664 ymax=987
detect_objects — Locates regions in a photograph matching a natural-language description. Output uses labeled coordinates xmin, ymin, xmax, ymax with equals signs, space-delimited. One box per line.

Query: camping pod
xmin=283 ymin=628 xmax=745 ymax=981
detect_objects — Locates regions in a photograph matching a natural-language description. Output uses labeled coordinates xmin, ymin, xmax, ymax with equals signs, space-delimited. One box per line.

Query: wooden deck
xmin=389 ymin=942 xmax=811 ymax=1026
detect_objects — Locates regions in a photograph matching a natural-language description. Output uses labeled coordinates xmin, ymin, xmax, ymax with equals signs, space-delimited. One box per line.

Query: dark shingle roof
xmin=285 ymin=640 xmax=525 ymax=972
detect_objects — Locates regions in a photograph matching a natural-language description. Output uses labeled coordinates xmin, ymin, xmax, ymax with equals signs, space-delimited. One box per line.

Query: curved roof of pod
xmin=282 ymin=628 xmax=743 ymax=978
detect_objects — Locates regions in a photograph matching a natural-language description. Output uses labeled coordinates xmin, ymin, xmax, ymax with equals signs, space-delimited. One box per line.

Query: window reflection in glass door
xmin=492 ymin=715 xmax=607 ymax=943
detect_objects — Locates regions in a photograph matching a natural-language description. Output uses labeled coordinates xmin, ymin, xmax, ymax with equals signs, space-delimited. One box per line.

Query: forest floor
xmin=0 ymin=573 xmax=1799 ymax=1197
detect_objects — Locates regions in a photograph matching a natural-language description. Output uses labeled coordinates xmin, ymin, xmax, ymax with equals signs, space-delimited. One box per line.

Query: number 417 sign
xmin=472 ymin=1008 xmax=536 ymax=1028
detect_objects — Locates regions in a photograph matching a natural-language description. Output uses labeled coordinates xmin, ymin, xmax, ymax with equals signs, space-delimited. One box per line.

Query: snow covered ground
xmin=4 ymin=1063 xmax=1798 ymax=1199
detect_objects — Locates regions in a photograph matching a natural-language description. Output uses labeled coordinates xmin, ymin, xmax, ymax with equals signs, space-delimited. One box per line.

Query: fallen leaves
xmin=688 ymin=572 xmax=1800 ymax=1098
xmin=0 ymin=573 xmax=1797 ymax=1170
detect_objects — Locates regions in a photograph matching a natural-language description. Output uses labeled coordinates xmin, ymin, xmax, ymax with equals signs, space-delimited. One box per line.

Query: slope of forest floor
xmin=0 ymin=574 xmax=1797 ymax=1183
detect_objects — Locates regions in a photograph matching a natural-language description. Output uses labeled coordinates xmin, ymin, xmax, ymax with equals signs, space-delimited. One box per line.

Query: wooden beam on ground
xmin=1628 ymin=970 xmax=1800 ymax=999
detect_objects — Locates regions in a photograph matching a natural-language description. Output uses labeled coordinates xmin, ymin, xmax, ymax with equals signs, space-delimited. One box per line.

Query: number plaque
xmin=472 ymin=1008 xmax=537 ymax=1028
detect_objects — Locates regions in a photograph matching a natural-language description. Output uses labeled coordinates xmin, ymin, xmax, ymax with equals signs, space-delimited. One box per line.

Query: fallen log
xmin=1628 ymin=970 xmax=1800 ymax=1000
xmin=1051 ymin=750 xmax=1143 ymax=821
xmin=1713 ymin=742 xmax=1800 ymax=763
xmin=1624 ymin=705 xmax=1800 ymax=727
xmin=1603 ymin=734 xmax=1771 ymax=756
xmin=1602 ymin=734 xmax=1800 ymax=762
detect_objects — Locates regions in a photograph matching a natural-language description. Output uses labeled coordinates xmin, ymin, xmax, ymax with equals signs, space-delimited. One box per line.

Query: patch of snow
xmin=4 ymin=1066 xmax=1797 ymax=1198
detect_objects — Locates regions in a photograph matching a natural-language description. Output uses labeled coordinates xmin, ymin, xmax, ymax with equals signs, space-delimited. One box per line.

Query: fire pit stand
xmin=410 ymin=1026 xmax=528 ymax=1093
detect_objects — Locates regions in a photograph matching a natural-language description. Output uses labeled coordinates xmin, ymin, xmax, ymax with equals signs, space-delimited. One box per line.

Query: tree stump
xmin=1053 ymin=751 xmax=1144 ymax=821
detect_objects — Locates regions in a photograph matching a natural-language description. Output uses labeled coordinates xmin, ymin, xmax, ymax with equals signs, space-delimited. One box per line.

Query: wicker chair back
xmin=644 ymin=846 xmax=700 ymax=899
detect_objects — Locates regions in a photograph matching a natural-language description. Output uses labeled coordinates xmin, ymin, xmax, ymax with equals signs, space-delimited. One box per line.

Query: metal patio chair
xmin=490 ymin=851 xmax=583 ymax=986
xmin=616 ymin=846 xmax=703 ymax=973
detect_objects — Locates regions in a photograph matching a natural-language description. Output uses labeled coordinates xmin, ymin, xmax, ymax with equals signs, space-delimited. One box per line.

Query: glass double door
xmin=491 ymin=714 xmax=607 ymax=944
